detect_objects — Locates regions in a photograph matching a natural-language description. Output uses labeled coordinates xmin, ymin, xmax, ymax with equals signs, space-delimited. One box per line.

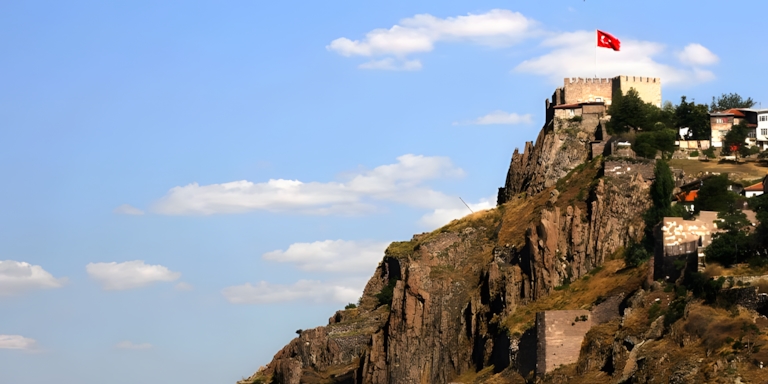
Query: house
xmin=744 ymin=181 xmax=765 ymax=198
xmin=709 ymin=108 xmax=752 ymax=148
xmin=757 ymin=109 xmax=768 ymax=150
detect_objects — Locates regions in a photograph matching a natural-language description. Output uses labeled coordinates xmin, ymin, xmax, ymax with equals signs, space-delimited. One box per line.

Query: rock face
xmin=240 ymin=117 xmax=652 ymax=384
xmin=498 ymin=116 xmax=605 ymax=204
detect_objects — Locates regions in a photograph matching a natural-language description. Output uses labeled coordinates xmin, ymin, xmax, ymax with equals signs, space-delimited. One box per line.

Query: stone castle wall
xmin=563 ymin=78 xmax=614 ymax=105
xmin=536 ymin=310 xmax=592 ymax=375
xmin=560 ymin=76 xmax=661 ymax=108
xmin=616 ymin=76 xmax=662 ymax=107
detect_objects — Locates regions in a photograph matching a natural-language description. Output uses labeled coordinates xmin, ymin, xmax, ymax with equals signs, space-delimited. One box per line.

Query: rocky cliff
xmin=239 ymin=116 xmax=653 ymax=384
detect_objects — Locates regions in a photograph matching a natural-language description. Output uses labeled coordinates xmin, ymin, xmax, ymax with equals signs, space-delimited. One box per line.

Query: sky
xmin=1 ymin=1 xmax=767 ymax=383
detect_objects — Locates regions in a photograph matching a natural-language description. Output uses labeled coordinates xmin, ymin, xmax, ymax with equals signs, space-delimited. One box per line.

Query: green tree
xmin=675 ymin=96 xmax=710 ymax=139
xmin=608 ymin=88 xmax=648 ymax=133
xmin=722 ymin=121 xmax=749 ymax=157
xmin=634 ymin=130 xmax=676 ymax=159
xmin=694 ymin=174 xmax=736 ymax=213
xmin=642 ymin=160 xmax=676 ymax=251
xmin=650 ymin=159 xmax=674 ymax=214
xmin=710 ymin=93 xmax=755 ymax=111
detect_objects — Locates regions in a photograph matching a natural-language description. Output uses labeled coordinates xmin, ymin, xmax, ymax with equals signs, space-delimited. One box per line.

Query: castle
xmin=548 ymin=76 xmax=662 ymax=109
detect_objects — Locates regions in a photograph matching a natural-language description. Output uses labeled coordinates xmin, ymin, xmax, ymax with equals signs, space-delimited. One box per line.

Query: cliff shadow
xmin=516 ymin=327 xmax=537 ymax=378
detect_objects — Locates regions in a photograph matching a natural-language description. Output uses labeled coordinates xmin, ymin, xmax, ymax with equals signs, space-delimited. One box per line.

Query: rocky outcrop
xmin=241 ymin=114 xmax=652 ymax=384
xmin=498 ymin=117 xmax=604 ymax=204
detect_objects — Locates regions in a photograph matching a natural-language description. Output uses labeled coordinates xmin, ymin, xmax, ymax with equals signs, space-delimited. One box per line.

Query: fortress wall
xmin=615 ymin=76 xmax=662 ymax=107
xmin=563 ymin=78 xmax=613 ymax=105
xmin=536 ymin=310 xmax=592 ymax=375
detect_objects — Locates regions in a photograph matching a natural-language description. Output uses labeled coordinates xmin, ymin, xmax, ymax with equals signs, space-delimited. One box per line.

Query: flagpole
xmin=594 ymin=29 xmax=597 ymax=78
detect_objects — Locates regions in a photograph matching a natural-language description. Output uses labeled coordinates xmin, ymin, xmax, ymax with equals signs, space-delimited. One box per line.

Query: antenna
xmin=459 ymin=197 xmax=474 ymax=213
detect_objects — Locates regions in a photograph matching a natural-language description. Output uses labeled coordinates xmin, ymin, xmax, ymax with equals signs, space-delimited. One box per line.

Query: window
xmin=568 ymin=109 xmax=575 ymax=117
xmin=595 ymin=97 xmax=602 ymax=102
xmin=760 ymin=115 xmax=768 ymax=122
xmin=762 ymin=129 xmax=768 ymax=136
xmin=715 ymin=118 xmax=724 ymax=124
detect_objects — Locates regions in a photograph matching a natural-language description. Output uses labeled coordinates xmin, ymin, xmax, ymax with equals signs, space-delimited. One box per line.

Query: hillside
xmin=238 ymin=92 xmax=768 ymax=383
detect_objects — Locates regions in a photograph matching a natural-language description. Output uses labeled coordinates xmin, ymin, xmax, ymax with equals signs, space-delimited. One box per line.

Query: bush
xmin=375 ymin=278 xmax=398 ymax=307
xmin=344 ymin=303 xmax=357 ymax=310
xmin=689 ymin=150 xmax=699 ymax=157
xmin=683 ymin=272 xmax=725 ymax=303
xmin=625 ymin=241 xmax=651 ymax=268
xmin=569 ymin=115 xmax=583 ymax=122
xmin=703 ymin=147 xmax=716 ymax=158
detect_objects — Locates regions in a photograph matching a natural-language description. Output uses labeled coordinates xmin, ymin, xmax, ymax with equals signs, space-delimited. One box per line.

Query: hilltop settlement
xmin=241 ymin=76 xmax=768 ymax=384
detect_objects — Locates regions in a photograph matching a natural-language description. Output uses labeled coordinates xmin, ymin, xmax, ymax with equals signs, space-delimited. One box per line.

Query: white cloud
xmin=113 ymin=204 xmax=144 ymax=215
xmin=677 ymin=43 xmax=719 ymax=66
xmin=327 ymin=9 xmax=538 ymax=68
xmin=222 ymin=279 xmax=366 ymax=304
xmin=359 ymin=58 xmax=422 ymax=71
xmin=454 ymin=111 xmax=532 ymax=125
xmin=263 ymin=240 xmax=388 ymax=274
xmin=515 ymin=30 xmax=716 ymax=85
xmin=0 ymin=260 xmax=66 ymax=296
xmin=419 ymin=196 xmax=496 ymax=228
xmin=174 ymin=282 xmax=193 ymax=291
xmin=152 ymin=154 xmax=463 ymax=216
xmin=115 ymin=341 xmax=152 ymax=350
xmin=0 ymin=335 xmax=38 ymax=350
xmin=86 ymin=260 xmax=181 ymax=290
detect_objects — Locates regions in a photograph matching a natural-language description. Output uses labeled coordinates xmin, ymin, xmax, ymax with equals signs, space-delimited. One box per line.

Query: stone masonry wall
xmin=616 ymin=76 xmax=662 ymax=107
xmin=536 ymin=310 xmax=593 ymax=375
xmin=563 ymin=78 xmax=614 ymax=105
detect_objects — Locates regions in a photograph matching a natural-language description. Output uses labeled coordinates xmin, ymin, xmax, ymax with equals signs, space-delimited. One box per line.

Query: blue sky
xmin=1 ymin=1 xmax=767 ymax=383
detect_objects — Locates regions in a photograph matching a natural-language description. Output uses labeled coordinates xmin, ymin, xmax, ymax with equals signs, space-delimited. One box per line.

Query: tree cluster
xmin=700 ymin=176 xmax=768 ymax=267
xmin=607 ymin=91 xmax=755 ymax=159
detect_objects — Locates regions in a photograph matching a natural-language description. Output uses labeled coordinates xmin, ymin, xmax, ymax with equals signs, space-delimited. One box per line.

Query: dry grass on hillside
xmin=503 ymin=260 xmax=649 ymax=336
xmin=497 ymin=158 xmax=602 ymax=248
xmin=668 ymin=158 xmax=768 ymax=180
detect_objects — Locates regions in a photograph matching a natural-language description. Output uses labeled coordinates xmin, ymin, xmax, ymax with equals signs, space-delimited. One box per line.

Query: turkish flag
xmin=597 ymin=30 xmax=620 ymax=51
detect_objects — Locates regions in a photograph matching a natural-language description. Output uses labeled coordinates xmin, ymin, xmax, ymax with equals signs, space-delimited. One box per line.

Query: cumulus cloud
xmin=0 ymin=260 xmax=66 ymax=296
xmin=359 ymin=58 xmax=422 ymax=71
xmin=419 ymin=196 xmax=496 ymax=228
xmin=222 ymin=279 xmax=366 ymax=304
xmin=327 ymin=9 xmax=538 ymax=68
xmin=263 ymin=240 xmax=388 ymax=274
xmin=86 ymin=260 xmax=181 ymax=290
xmin=454 ymin=111 xmax=532 ymax=126
xmin=0 ymin=335 xmax=38 ymax=350
xmin=115 ymin=341 xmax=153 ymax=350
xmin=515 ymin=31 xmax=716 ymax=85
xmin=152 ymin=154 xmax=463 ymax=216
xmin=677 ymin=43 xmax=719 ymax=66
xmin=113 ymin=204 xmax=144 ymax=215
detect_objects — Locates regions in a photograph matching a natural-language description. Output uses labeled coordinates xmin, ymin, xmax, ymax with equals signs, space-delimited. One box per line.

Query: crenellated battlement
xmin=565 ymin=77 xmax=614 ymax=85
xmin=617 ymin=75 xmax=660 ymax=83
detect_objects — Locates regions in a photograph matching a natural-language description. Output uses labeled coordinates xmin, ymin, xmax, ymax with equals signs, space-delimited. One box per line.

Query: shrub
xmin=703 ymin=147 xmax=716 ymax=158
xmin=625 ymin=242 xmax=650 ymax=268
xmin=689 ymin=150 xmax=699 ymax=157
xmin=569 ymin=115 xmax=583 ymax=122
xmin=344 ymin=303 xmax=357 ymax=310
xmin=375 ymin=278 xmax=398 ymax=307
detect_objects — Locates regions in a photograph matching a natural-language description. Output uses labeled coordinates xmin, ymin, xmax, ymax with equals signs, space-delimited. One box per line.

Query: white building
xmin=758 ymin=109 xmax=768 ymax=150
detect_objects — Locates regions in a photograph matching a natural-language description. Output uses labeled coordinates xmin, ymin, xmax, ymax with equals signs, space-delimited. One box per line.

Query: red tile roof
xmin=744 ymin=182 xmax=765 ymax=192
xmin=677 ymin=190 xmax=698 ymax=202
xmin=724 ymin=108 xmax=746 ymax=117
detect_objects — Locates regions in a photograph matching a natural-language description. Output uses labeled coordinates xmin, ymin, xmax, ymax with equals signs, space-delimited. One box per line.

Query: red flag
xmin=597 ymin=30 xmax=620 ymax=51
